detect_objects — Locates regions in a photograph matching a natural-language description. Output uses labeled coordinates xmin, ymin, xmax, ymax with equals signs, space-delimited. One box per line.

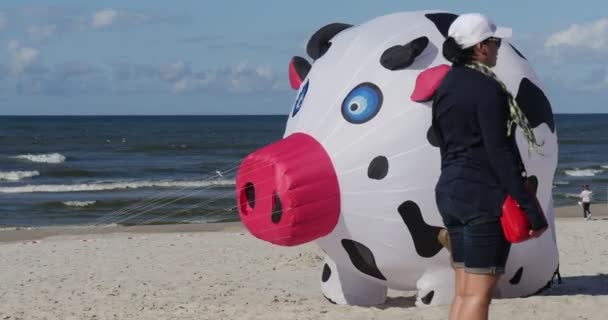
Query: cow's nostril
xmin=245 ymin=182 xmax=256 ymax=209
xmin=271 ymin=192 xmax=283 ymax=224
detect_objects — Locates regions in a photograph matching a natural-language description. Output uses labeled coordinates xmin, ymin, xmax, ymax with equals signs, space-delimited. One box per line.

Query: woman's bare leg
xmin=457 ymin=272 xmax=499 ymax=320
xmin=449 ymin=268 xmax=466 ymax=320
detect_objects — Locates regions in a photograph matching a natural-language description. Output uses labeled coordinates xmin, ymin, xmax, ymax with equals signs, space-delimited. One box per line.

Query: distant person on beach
xmin=580 ymin=185 xmax=592 ymax=220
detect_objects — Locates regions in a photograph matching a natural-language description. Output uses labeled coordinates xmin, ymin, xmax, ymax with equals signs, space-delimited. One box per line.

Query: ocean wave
xmin=553 ymin=180 xmax=570 ymax=186
xmin=564 ymin=169 xmax=603 ymax=177
xmin=0 ymin=179 xmax=235 ymax=194
xmin=0 ymin=171 xmax=40 ymax=181
xmin=12 ymin=153 xmax=66 ymax=164
xmin=554 ymin=193 xmax=581 ymax=199
xmin=0 ymin=226 xmax=34 ymax=231
xmin=602 ymin=165 xmax=608 ymax=169
xmin=62 ymin=201 xmax=97 ymax=207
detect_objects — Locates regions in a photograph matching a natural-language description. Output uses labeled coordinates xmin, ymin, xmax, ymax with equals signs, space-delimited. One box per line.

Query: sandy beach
xmin=1 ymin=206 xmax=607 ymax=320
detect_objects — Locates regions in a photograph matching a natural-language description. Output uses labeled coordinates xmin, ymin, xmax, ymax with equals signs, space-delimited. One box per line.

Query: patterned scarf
xmin=466 ymin=62 xmax=544 ymax=153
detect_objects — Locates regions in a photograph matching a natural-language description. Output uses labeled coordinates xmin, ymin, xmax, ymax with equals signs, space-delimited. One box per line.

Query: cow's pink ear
xmin=289 ymin=56 xmax=311 ymax=90
xmin=411 ymin=64 xmax=451 ymax=103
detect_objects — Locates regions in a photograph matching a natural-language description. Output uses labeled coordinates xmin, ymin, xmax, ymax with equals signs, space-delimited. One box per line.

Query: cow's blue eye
xmin=342 ymin=83 xmax=383 ymax=124
xmin=292 ymin=80 xmax=309 ymax=117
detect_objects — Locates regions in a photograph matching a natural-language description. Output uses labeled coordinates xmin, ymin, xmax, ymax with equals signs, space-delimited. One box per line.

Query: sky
xmin=1 ymin=0 xmax=607 ymax=115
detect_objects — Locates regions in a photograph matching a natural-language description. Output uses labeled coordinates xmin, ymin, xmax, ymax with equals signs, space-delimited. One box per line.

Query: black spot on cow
xmin=398 ymin=201 xmax=444 ymax=258
xmin=427 ymin=126 xmax=440 ymax=147
xmin=425 ymin=13 xmax=459 ymax=38
xmin=322 ymin=263 xmax=332 ymax=282
xmin=368 ymin=156 xmax=389 ymax=180
xmin=515 ymin=78 xmax=555 ymax=132
xmin=307 ymin=23 xmax=353 ymax=60
xmin=509 ymin=44 xmax=527 ymax=60
xmin=509 ymin=267 xmax=524 ymax=285
xmin=421 ymin=291 xmax=435 ymax=305
xmin=380 ymin=37 xmax=429 ymax=71
xmin=341 ymin=239 xmax=386 ymax=280
xmin=527 ymin=175 xmax=538 ymax=195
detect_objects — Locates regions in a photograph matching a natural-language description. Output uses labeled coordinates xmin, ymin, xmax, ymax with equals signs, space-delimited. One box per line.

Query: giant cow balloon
xmin=236 ymin=11 xmax=559 ymax=306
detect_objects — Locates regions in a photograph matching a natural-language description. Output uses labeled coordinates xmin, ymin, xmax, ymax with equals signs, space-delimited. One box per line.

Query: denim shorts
xmin=435 ymin=192 xmax=511 ymax=275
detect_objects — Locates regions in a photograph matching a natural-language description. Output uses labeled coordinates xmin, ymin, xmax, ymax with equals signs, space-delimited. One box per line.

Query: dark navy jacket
xmin=432 ymin=65 xmax=546 ymax=230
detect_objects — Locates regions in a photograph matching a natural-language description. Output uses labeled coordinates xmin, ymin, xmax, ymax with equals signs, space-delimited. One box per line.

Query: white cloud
xmin=7 ymin=41 xmax=40 ymax=75
xmin=172 ymin=77 xmax=207 ymax=94
xmin=170 ymin=62 xmax=282 ymax=94
xmin=16 ymin=61 xmax=106 ymax=95
xmin=545 ymin=18 xmax=608 ymax=50
xmin=255 ymin=66 xmax=273 ymax=79
xmin=27 ymin=24 xmax=57 ymax=42
xmin=160 ymin=61 xmax=190 ymax=82
xmin=92 ymin=9 xmax=118 ymax=28
xmin=10 ymin=56 xmax=284 ymax=96
xmin=171 ymin=78 xmax=189 ymax=93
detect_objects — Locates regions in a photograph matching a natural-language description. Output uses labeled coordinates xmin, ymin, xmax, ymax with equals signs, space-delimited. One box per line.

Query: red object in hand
xmin=501 ymin=180 xmax=547 ymax=243
xmin=501 ymin=195 xmax=534 ymax=243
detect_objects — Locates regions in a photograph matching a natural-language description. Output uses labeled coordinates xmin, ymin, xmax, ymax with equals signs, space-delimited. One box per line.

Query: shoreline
xmin=2 ymin=204 xmax=606 ymax=243
xmin=1 ymin=204 xmax=606 ymax=243
xmin=554 ymin=204 xmax=607 ymax=218
xmin=0 ymin=221 xmax=244 ymax=243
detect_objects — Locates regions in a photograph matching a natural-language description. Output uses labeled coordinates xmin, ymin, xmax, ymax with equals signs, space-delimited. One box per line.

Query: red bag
xmin=500 ymin=178 xmax=547 ymax=243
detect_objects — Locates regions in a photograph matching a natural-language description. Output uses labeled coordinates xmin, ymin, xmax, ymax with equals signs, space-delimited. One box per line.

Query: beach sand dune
xmin=1 ymin=214 xmax=608 ymax=319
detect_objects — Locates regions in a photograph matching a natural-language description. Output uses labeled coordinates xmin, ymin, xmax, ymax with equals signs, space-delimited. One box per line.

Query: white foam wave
xmin=62 ymin=201 xmax=96 ymax=207
xmin=565 ymin=193 xmax=581 ymax=199
xmin=0 ymin=179 xmax=235 ymax=194
xmin=564 ymin=169 xmax=603 ymax=177
xmin=602 ymin=165 xmax=608 ymax=169
xmin=13 ymin=153 xmax=66 ymax=164
xmin=0 ymin=226 xmax=35 ymax=231
xmin=0 ymin=171 xmax=40 ymax=181
xmin=553 ymin=180 xmax=570 ymax=186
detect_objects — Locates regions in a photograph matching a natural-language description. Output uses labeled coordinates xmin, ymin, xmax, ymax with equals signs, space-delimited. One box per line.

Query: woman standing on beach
xmin=580 ymin=185 xmax=593 ymax=220
xmin=432 ymin=13 xmax=548 ymax=320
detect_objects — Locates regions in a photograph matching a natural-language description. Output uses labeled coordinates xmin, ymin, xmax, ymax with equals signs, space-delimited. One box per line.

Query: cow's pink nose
xmin=236 ymin=133 xmax=340 ymax=246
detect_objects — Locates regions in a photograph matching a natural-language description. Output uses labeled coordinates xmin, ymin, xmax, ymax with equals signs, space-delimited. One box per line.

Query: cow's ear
xmin=410 ymin=64 xmax=451 ymax=102
xmin=307 ymin=23 xmax=352 ymax=60
xmin=424 ymin=13 xmax=459 ymax=38
xmin=380 ymin=37 xmax=429 ymax=71
xmin=289 ymin=56 xmax=311 ymax=90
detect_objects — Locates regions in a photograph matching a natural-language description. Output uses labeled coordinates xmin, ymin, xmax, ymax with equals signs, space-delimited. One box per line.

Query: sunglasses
xmin=484 ymin=37 xmax=502 ymax=49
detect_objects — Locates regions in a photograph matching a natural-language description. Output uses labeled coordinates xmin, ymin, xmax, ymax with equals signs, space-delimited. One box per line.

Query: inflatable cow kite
xmin=235 ymin=11 xmax=559 ymax=306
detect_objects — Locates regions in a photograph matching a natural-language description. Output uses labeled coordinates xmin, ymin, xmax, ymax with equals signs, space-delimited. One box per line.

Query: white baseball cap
xmin=448 ymin=13 xmax=512 ymax=49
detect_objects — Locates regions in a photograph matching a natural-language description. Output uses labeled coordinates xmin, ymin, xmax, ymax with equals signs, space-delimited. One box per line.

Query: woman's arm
xmin=476 ymin=83 xmax=547 ymax=231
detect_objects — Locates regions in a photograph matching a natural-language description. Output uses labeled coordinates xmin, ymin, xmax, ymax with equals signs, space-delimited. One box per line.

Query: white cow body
xmin=284 ymin=11 xmax=559 ymax=306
